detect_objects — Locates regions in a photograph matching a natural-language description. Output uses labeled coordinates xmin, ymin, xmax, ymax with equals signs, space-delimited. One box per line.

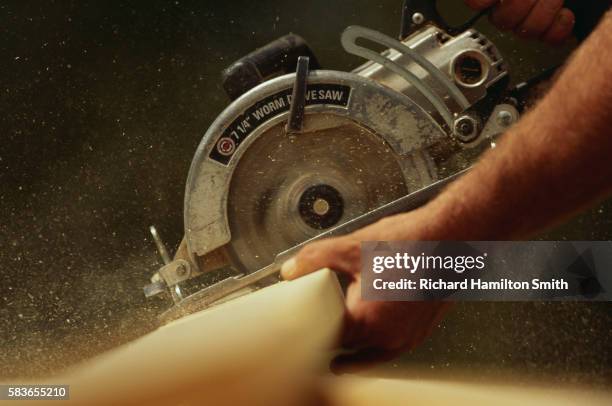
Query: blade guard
xmin=183 ymin=70 xmax=445 ymax=270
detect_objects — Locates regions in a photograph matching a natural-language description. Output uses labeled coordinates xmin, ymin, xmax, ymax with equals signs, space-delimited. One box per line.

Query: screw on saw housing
xmin=298 ymin=183 xmax=344 ymax=229
xmin=453 ymin=114 xmax=481 ymax=143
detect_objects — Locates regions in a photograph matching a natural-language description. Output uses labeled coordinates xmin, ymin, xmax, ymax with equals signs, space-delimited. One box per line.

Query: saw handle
xmin=400 ymin=0 xmax=491 ymax=39
xmin=221 ymin=34 xmax=320 ymax=100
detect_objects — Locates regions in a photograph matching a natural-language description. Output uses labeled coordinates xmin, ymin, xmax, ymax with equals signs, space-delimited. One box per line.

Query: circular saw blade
xmin=224 ymin=113 xmax=412 ymax=274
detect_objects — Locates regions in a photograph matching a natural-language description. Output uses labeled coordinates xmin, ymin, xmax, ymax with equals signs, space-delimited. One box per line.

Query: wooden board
xmin=9 ymin=270 xmax=344 ymax=405
xmin=6 ymin=268 xmax=611 ymax=405
xmin=329 ymin=376 xmax=612 ymax=406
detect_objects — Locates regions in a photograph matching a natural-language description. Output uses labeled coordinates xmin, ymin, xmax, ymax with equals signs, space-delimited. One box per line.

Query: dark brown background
xmin=1 ymin=0 xmax=610 ymax=386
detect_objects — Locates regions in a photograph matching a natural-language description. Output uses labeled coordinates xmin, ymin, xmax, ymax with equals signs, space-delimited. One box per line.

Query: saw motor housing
xmin=145 ymin=3 xmax=520 ymax=320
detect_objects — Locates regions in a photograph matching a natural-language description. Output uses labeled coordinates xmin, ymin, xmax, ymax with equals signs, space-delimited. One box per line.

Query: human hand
xmin=280 ymin=215 xmax=451 ymax=373
xmin=465 ymin=0 xmax=575 ymax=43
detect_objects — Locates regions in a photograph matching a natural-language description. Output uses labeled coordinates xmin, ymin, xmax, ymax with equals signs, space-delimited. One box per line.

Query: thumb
xmin=281 ymin=236 xmax=361 ymax=280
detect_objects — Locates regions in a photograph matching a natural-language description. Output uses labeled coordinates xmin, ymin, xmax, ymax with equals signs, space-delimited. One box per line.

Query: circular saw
xmin=144 ymin=0 xmax=525 ymax=322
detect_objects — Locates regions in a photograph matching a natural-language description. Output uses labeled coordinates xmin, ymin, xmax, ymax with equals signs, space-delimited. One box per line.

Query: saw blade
xmin=224 ymin=113 xmax=416 ymax=274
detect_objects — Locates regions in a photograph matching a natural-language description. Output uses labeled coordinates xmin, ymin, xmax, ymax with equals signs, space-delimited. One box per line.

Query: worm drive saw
xmin=143 ymin=0 xmax=543 ymax=322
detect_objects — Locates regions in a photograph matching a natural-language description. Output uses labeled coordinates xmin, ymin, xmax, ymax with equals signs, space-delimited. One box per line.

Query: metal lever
xmin=341 ymin=25 xmax=469 ymax=129
xmin=146 ymin=225 xmax=184 ymax=302
xmin=286 ymin=56 xmax=310 ymax=134
xmin=221 ymin=34 xmax=320 ymax=100
xmin=149 ymin=225 xmax=171 ymax=265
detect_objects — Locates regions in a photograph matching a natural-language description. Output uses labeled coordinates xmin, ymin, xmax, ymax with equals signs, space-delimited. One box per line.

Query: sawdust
xmin=1 ymin=0 xmax=610 ymax=392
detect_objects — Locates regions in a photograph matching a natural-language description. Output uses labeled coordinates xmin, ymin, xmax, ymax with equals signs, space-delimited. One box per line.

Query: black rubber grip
xmin=221 ymin=34 xmax=320 ymax=100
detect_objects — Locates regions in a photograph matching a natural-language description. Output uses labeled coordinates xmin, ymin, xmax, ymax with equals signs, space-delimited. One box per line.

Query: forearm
xmin=369 ymin=12 xmax=612 ymax=241
xmin=427 ymin=12 xmax=612 ymax=240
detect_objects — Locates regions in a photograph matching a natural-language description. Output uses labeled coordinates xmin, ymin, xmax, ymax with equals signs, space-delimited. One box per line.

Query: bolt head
xmin=412 ymin=12 xmax=425 ymax=25
xmin=313 ymin=198 xmax=330 ymax=216
xmin=457 ymin=120 xmax=474 ymax=135
xmin=176 ymin=264 xmax=187 ymax=277
xmin=496 ymin=110 xmax=514 ymax=127
xmin=453 ymin=115 xmax=479 ymax=143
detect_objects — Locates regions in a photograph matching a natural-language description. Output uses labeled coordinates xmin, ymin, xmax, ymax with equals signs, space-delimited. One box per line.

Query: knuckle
xmin=297 ymin=244 xmax=319 ymax=264
xmin=298 ymin=238 xmax=341 ymax=265
xmin=492 ymin=0 xmax=534 ymax=29
xmin=342 ymin=237 xmax=360 ymax=254
xmin=515 ymin=0 xmax=568 ymax=40
xmin=341 ymin=238 xmax=362 ymax=262
xmin=540 ymin=0 xmax=563 ymax=13
xmin=516 ymin=23 xmax=542 ymax=38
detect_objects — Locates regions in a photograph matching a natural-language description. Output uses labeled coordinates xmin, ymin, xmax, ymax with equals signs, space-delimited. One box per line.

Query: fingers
xmin=483 ymin=0 xmax=574 ymax=44
xmin=464 ymin=0 xmax=498 ymax=11
xmin=280 ymin=236 xmax=361 ymax=280
xmin=542 ymin=8 xmax=575 ymax=44
xmin=490 ymin=0 xmax=537 ymax=30
xmin=336 ymin=299 xmax=454 ymax=371
xmin=515 ymin=0 xmax=563 ymax=39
